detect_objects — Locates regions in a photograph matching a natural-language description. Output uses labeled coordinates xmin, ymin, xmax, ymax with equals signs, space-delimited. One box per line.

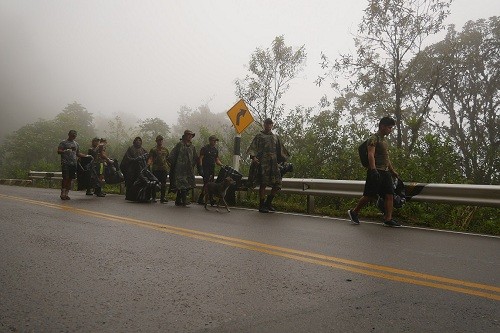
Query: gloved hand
xmin=369 ymin=169 xmax=380 ymax=181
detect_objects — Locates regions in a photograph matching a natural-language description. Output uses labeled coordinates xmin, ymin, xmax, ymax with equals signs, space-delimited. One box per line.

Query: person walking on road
xmin=85 ymin=137 xmax=101 ymax=196
xmin=169 ymin=130 xmax=201 ymax=206
xmin=149 ymin=135 xmax=170 ymax=203
xmin=120 ymin=137 xmax=148 ymax=201
xmin=197 ymin=135 xmax=224 ymax=204
xmin=348 ymin=116 xmax=401 ymax=227
xmin=57 ymin=130 xmax=91 ymax=200
xmin=247 ymin=118 xmax=289 ymax=213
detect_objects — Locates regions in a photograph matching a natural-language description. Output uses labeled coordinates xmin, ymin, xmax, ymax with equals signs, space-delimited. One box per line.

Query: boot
xmin=94 ymin=187 xmax=105 ymax=197
xmin=265 ymin=195 xmax=275 ymax=212
xmin=181 ymin=190 xmax=190 ymax=206
xmin=175 ymin=191 xmax=182 ymax=206
xmin=258 ymin=199 xmax=269 ymax=213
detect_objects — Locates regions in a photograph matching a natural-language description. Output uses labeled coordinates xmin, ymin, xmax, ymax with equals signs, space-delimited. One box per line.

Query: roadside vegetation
xmin=0 ymin=1 xmax=498 ymax=235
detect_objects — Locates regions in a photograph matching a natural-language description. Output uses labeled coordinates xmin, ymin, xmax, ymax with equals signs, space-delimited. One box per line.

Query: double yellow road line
xmin=2 ymin=193 xmax=499 ymax=301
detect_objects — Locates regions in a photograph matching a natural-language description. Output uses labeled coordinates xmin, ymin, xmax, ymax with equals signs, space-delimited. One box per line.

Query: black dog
xmin=204 ymin=177 xmax=235 ymax=212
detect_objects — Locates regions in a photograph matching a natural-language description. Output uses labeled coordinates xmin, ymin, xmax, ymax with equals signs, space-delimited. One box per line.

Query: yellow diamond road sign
xmin=227 ymin=99 xmax=254 ymax=134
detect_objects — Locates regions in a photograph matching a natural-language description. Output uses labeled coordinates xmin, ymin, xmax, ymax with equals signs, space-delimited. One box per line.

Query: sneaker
xmin=267 ymin=205 xmax=276 ymax=213
xmin=384 ymin=219 xmax=402 ymax=227
xmin=348 ymin=209 xmax=360 ymax=225
xmin=86 ymin=190 xmax=93 ymax=196
xmin=160 ymin=199 xmax=168 ymax=203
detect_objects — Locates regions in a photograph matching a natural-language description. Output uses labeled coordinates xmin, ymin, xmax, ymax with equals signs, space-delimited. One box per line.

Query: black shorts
xmin=363 ymin=170 xmax=394 ymax=197
xmin=61 ymin=164 xmax=77 ymax=180
xmin=153 ymin=170 xmax=168 ymax=183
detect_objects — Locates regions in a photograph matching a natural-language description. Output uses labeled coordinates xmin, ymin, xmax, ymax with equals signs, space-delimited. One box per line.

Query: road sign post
xmin=226 ymin=99 xmax=254 ymax=205
xmin=226 ymin=99 xmax=254 ymax=172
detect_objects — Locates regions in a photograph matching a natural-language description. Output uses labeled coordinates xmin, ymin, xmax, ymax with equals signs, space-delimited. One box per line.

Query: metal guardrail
xmin=28 ymin=171 xmax=63 ymax=187
xmin=276 ymin=178 xmax=500 ymax=211
xmin=24 ymin=171 xmax=500 ymax=210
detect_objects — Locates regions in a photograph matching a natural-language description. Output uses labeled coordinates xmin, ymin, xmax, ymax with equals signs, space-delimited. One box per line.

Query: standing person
xmin=348 ymin=116 xmax=401 ymax=227
xmin=169 ymin=130 xmax=201 ymax=206
xmin=247 ymin=118 xmax=290 ymax=213
xmin=120 ymin=137 xmax=148 ymax=201
xmin=197 ymin=135 xmax=224 ymax=204
xmin=57 ymin=130 xmax=91 ymax=200
xmin=86 ymin=137 xmax=101 ymax=196
xmin=149 ymin=135 xmax=170 ymax=203
xmin=95 ymin=138 xmax=113 ymax=197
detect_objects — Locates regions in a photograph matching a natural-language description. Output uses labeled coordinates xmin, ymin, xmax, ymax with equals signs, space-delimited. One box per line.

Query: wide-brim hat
xmin=209 ymin=135 xmax=219 ymax=141
xmin=183 ymin=130 xmax=195 ymax=137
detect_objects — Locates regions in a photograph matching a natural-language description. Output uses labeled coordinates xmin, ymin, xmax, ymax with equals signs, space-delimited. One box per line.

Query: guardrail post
xmin=307 ymin=195 xmax=315 ymax=214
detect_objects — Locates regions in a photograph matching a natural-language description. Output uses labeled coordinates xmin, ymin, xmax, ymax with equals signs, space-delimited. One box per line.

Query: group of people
xmin=118 ymin=130 xmax=225 ymax=206
xmin=58 ymin=116 xmax=401 ymax=225
xmin=57 ymin=132 xmax=118 ymax=200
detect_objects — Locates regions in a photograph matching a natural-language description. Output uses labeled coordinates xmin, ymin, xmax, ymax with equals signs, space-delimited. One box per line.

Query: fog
xmin=0 ymin=0 xmax=497 ymax=138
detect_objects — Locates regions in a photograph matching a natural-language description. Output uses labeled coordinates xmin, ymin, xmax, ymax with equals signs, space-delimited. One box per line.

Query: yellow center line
xmin=2 ymin=193 xmax=499 ymax=301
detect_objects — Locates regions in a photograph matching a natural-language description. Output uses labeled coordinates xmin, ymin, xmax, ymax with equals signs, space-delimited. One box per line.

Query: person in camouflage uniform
xmin=149 ymin=135 xmax=170 ymax=203
xmin=247 ymin=118 xmax=289 ymax=213
xmin=169 ymin=130 xmax=201 ymax=206
xmin=120 ymin=137 xmax=148 ymax=201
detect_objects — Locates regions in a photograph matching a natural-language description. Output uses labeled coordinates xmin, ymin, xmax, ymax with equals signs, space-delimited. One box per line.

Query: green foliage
xmin=137 ymin=117 xmax=171 ymax=149
xmin=318 ymin=0 xmax=453 ymax=150
xmin=393 ymin=133 xmax=464 ymax=183
xmin=104 ymin=115 xmax=133 ymax=158
xmin=414 ymin=16 xmax=500 ymax=184
xmin=235 ymin=35 xmax=307 ymax=125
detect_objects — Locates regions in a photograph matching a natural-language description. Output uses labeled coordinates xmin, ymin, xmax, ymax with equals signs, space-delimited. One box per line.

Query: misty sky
xmin=0 ymin=0 xmax=498 ymax=137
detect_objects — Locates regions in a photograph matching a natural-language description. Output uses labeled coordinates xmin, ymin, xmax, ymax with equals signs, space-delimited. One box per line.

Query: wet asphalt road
xmin=0 ymin=185 xmax=499 ymax=332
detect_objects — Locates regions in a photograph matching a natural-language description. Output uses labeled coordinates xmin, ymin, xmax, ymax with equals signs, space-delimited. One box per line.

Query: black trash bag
xmin=245 ymin=162 xmax=259 ymax=189
xmin=377 ymin=177 xmax=407 ymax=213
xmin=77 ymin=155 xmax=94 ymax=191
xmin=129 ymin=166 xmax=161 ymax=202
xmin=216 ymin=165 xmax=243 ymax=187
xmin=279 ymin=162 xmax=294 ymax=177
xmin=104 ymin=159 xmax=124 ymax=184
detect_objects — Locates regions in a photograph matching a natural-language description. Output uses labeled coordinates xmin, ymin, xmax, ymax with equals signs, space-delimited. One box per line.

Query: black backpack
xmin=358 ymin=136 xmax=380 ymax=168
xmin=358 ymin=139 xmax=370 ymax=168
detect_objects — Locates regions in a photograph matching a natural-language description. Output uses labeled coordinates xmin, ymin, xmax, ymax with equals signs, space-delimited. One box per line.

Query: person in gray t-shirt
xmin=57 ymin=130 xmax=90 ymax=200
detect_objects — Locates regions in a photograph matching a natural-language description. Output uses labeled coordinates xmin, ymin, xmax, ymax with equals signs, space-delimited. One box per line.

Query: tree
xmin=0 ymin=102 xmax=96 ymax=178
xmin=235 ymin=35 xmax=307 ymax=124
xmin=0 ymin=119 xmax=60 ymax=178
xmin=170 ymin=104 xmax=234 ymax=164
xmin=55 ymin=102 xmax=95 ymax=140
xmin=317 ymin=0 xmax=452 ymax=149
xmin=104 ymin=115 xmax=133 ymax=158
xmin=137 ymin=117 xmax=170 ymax=148
xmin=421 ymin=17 xmax=499 ymax=184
